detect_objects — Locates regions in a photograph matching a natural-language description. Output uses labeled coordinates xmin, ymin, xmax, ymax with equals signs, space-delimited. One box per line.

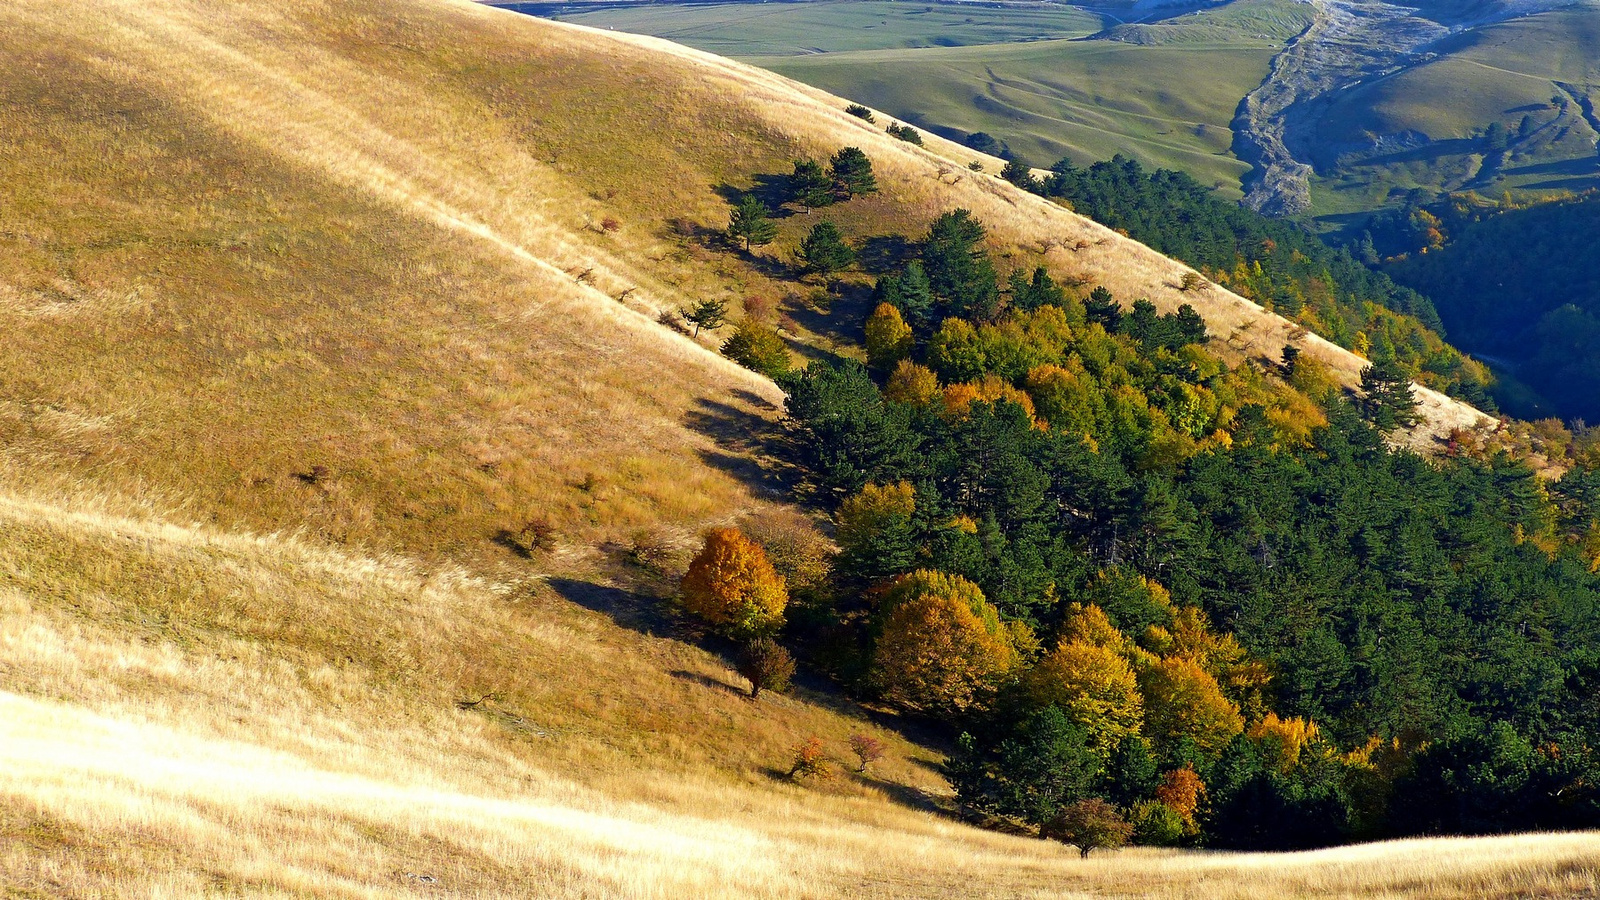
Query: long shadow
xmin=671 ymin=669 xmax=749 ymax=699
xmin=684 ymin=397 xmax=797 ymax=498
xmin=851 ymin=772 xmax=946 ymax=815
xmin=714 ymin=175 xmax=796 ymax=218
xmin=857 ymin=233 xmax=914 ymax=277
xmin=545 ymin=577 xmax=675 ymax=635
xmin=782 ymin=281 xmax=876 ymax=349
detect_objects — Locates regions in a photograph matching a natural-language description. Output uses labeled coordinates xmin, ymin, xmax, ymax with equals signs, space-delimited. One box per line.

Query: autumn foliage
xmin=1139 ymin=656 xmax=1244 ymax=758
xmin=1025 ymin=639 xmax=1143 ymax=760
xmin=680 ymin=528 xmax=788 ymax=638
xmin=864 ymin=303 xmax=914 ymax=371
xmin=873 ymin=570 xmax=1022 ymax=714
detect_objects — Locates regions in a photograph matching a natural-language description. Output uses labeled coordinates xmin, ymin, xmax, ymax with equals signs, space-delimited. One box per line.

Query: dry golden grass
xmin=0 ymin=1 xmax=1560 ymax=896
xmin=4 ymin=482 xmax=1598 ymax=899
xmin=0 ymin=0 xmax=1488 ymax=580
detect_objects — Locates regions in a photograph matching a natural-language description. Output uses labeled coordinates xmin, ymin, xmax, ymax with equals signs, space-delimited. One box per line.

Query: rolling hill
xmin=2 ymin=0 xmax=1583 ymax=895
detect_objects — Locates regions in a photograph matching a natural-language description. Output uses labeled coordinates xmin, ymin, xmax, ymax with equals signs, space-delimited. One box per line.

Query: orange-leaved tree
xmin=873 ymin=570 xmax=1022 ymax=715
xmin=1154 ymin=765 xmax=1205 ymax=836
xmin=680 ymin=527 xmax=787 ymax=638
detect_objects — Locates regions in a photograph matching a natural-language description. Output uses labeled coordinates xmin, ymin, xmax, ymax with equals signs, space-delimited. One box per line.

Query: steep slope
xmin=0 ymin=0 xmax=1487 ymax=565
xmin=0 ymin=0 xmax=1558 ymax=894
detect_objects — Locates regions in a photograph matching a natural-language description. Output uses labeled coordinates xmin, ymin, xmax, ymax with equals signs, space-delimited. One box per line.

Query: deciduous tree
xmin=873 ymin=570 xmax=1019 ymax=714
xmin=680 ymin=528 xmax=788 ymax=638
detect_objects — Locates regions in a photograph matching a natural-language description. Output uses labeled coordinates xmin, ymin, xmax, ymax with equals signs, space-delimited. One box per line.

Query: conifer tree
xmin=787 ymin=159 xmax=833 ymax=212
xmin=727 ymin=194 xmax=776 ymax=250
xmin=829 ymin=146 xmax=877 ymax=198
xmin=683 ymin=297 xmax=728 ymax=338
xmin=797 ymin=221 xmax=855 ymax=282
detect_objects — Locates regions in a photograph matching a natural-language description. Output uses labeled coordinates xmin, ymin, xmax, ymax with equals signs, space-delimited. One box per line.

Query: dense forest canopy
xmin=698 ymin=144 xmax=1600 ymax=851
xmin=1012 ymin=157 xmax=1496 ymax=410
xmin=1375 ymin=192 xmax=1600 ymax=423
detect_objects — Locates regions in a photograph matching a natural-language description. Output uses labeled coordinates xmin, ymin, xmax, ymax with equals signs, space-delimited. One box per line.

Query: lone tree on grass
xmin=1044 ymin=798 xmax=1133 ymax=858
xmin=829 ymin=147 xmax=877 ymax=199
xmin=722 ymin=321 xmax=792 ymax=379
xmin=788 ymin=159 xmax=834 ymax=213
xmin=797 ymin=221 xmax=855 ymax=284
xmin=680 ymin=527 xmax=788 ymax=639
xmin=684 ymin=297 xmax=728 ymax=338
xmin=727 ymin=194 xmax=777 ymax=250
xmin=736 ymin=638 xmax=795 ymax=699
xmin=849 ymin=733 xmax=886 ymax=773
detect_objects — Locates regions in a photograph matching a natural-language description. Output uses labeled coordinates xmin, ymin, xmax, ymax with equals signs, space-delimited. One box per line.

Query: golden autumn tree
xmin=679 ymin=528 xmax=787 ymax=638
xmin=864 ymin=302 xmax=915 ymax=371
xmin=1248 ymin=713 xmax=1320 ymax=773
xmin=873 ymin=570 xmax=1021 ymax=714
xmin=884 ymin=359 xmax=941 ymax=406
xmin=1139 ymin=656 xmax=1243 ymax=758
xmin=940 ymin=375 xmax=1039 ymax=426
xmin=835 ymin=481 xmax=917 ymax=582
xmin=1024 ymin=638 xmax=1143 ymax=759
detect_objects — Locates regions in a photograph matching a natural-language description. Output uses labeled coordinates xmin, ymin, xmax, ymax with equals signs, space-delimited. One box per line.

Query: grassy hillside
xmin=1307 ymin=0 xmax=1600 ymax=220
xmin=0 ymin=0 xmax=1561 ymax=894
xmin=541 ymin=0 xmax=1103 ymax=56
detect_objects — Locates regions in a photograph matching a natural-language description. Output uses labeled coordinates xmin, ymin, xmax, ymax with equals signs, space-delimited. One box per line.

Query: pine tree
xmin=1085 ymin=285 xmax=1122 ymax=330
xmin=796 ymin=221 xmax=855 ymax=282
xmin=727 ymin=194 xmax=776 ymax=250
xmin=1357 ymin=360 xmax=1420 ymax=432
xmin=683 ymin=297 xmax=728 ymax=338
xmin=787 ymin=159 xmax=833 ymax=212
xmin=829 ymin=146 xmax=877 ymax=198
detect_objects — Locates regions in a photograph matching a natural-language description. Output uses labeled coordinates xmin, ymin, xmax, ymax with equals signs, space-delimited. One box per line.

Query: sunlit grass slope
xmin=0 ymin=0 xmax=1489 ymax=556
xmin=0 ymin=0 xmax=1544 ymax=894
xmin=5 ymin=483 xmax=1599 ymax=898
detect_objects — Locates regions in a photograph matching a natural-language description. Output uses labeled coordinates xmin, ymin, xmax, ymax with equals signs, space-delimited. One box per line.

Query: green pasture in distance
xmin=551 ymin=0 xmax=1103 ymax=56
xmin=764 ymin=36 xmax=1277 ymax=195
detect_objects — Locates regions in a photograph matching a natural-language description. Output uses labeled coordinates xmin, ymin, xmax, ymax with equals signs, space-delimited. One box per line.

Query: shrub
xmin=849 ymin=733 xmax=886 ymax=773
xmin=1043 ymin=798 xmax=1133 ymax=858
xmin=1180 ymin=271 xmax=1205 ymax=292
xmin=1130 ymin=800 xmax=1184 ymax=846
xmin=737 ymin=638 xmax=796 ymax=698
xmin=789 ymin=736 xmax=834 ymax=780
xmin=845 ymin=103 xmax=875 ymax=122
xmin=722 ymin=322 xmax=792 ymax=379
xmin=887 ymin=122 xmax=923 ymax=145
xmin=680 ymin=528 xmax=787 ymax=638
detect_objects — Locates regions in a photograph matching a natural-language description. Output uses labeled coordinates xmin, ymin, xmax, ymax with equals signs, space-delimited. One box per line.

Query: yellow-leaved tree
xmin=1248 ymin=712 xmax=1320 ymax=773
xmin=1139 ymin=656 xmax=1243 ymax=758
xmin=884 ymin=360 xmax=941 ymax=406
xmin=873 ymin=570 xmax=1022 ymax=714
xmin=864 ymin=302 xmax=914 ymax=371
xmin=1024 ymin=637 xmax=1143 ymax=760
xmin=680 ymin=528 xmax=787 ymax=638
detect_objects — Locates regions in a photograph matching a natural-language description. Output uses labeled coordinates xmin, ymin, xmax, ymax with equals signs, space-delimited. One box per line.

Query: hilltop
xmin=2 ymin=0 xmax=1587 ymax=896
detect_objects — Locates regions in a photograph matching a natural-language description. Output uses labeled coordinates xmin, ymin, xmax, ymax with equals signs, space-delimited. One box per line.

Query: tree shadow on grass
xmin=714 ymin=175 xmax=796 ymax=218
xmin=544 ymin=577 xmax=676 ymax=636
xmin=670 ymin=669 xmax=749 ymax=699
xmin=684 ymin=397 xmax=798 ymax=499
